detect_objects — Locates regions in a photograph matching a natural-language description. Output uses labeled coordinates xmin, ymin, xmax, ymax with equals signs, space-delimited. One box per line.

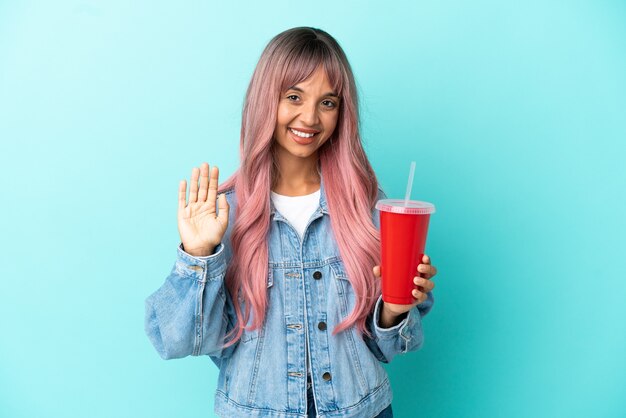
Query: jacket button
xmin=322 ymin=372 xmax=332 ymax=381
xmin=318 ymin=321 xmax=327 ymax=331
xmin=313 ymin=271 xmax=322 ymax=280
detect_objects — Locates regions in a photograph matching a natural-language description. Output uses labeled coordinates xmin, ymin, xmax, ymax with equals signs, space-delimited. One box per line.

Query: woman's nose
xmin=298 ymin=102 xmax=320 ymax=126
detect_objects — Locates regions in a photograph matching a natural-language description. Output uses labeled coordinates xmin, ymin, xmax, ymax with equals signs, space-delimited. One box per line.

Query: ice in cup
xmin=375 ymin=199 xmax=436 ymax=304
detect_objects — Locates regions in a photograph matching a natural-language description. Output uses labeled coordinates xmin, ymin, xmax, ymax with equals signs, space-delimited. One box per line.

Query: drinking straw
xmin=404 ymin=161 xmax=416 ymax=206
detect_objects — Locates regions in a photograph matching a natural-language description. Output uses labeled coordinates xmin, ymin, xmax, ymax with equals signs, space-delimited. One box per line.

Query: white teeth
xmin=290 ymin=128 xmax=316 ymax=138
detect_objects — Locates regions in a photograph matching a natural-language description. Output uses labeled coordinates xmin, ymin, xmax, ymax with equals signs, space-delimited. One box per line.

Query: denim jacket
xmin=144 ymin=175 xmax=434 ymax=418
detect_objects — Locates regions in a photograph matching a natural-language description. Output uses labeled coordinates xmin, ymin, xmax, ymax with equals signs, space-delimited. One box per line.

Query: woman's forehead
xmin=282 ymin=64 xmax=343 ymax=94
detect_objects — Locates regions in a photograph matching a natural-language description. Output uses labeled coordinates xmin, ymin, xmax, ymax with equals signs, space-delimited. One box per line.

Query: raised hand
xmin=178 ymin=162 xmax=229 ymax=257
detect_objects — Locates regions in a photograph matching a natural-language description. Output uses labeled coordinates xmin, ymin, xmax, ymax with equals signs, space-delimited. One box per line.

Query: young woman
xmin=145 ymin=26 xmax=438 ymax=418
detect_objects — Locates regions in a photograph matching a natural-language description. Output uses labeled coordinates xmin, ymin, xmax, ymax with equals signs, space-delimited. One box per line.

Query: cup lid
xmin=375 ymin=199 xmax=436 ymax=215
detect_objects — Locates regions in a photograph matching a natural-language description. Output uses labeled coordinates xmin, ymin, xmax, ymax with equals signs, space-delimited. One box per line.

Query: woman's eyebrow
xmin=286 ymin=86 xmax=339 ymax=98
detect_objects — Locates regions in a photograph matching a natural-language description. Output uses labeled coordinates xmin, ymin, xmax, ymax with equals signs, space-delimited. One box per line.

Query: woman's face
xmin=273 ymin=66 xmax=340 ymax=164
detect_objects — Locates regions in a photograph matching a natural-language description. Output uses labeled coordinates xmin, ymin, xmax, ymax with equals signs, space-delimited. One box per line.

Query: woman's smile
xmin=289 ymin=127 xmax=318 ymax=144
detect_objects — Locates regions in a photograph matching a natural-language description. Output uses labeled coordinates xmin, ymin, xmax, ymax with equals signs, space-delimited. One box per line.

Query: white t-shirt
xmin=270 ymin=189 xmax=321 ymax=240
xmin=270 ymin=188 xmax=321 ymax=381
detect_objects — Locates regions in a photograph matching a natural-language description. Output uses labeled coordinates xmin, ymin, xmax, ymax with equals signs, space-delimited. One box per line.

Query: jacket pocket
xmin=330 ymin=261 xmax=353 ymax=317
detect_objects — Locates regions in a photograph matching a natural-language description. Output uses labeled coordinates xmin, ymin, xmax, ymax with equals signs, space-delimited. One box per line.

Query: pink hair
xmin=218 ymin=27 xmax=381 ymax=348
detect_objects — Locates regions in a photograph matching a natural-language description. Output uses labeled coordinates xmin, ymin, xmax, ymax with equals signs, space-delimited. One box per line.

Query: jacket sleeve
xmin=365 ymin=293 xmax=434 ymax=363
xmin=144 ymin=243 xmax=238 ymax=360
xmin=363 ymin=187 xmax=435 ymax=363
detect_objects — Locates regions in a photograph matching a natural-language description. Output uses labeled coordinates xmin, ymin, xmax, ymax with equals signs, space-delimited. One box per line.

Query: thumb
xmin=372 ymin=265 xmax=381 ymax=277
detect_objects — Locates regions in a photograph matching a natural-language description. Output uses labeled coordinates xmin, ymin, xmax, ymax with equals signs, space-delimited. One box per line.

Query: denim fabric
xmin=145 ymin=173 xmax=434 ymax=418
xmin=306 ymin=374 xmax=393 ymax=418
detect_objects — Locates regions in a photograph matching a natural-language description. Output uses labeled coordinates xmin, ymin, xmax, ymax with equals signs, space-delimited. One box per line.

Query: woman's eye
xmin=322 ymin=100 xmax=336 ymax=108
xmin=287 ymin=95 xmax=299 ymax=101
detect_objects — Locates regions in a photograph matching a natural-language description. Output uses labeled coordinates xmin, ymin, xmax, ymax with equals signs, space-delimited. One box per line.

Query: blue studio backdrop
xmin=1 ymin=1 xmax=625 ymax=417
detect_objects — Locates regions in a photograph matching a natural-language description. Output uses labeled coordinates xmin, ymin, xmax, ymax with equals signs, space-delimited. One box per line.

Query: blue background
xmin=1 ymin=1 xmax=625 ymax=417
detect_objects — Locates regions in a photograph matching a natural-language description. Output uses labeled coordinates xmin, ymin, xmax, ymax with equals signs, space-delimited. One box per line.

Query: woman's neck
xmin=272 ymin=152 xmax=321 ymax=197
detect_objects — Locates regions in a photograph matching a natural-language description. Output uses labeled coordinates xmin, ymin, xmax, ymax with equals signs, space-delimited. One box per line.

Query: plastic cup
xmin=375 ymin=199 xmax=436 ymax=304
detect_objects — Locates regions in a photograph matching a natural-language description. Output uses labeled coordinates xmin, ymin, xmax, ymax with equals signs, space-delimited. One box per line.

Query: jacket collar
xmin=270 ymin=171 xmax=330 ymax=220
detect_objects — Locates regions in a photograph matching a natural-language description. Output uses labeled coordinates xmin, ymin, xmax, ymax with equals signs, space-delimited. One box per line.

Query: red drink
xmin=376 ymin=199 xmax=436 ymax=304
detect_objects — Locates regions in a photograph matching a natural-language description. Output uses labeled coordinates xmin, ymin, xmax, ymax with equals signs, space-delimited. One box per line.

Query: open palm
xmin=177 ymin=162 xmax=229 ymax=257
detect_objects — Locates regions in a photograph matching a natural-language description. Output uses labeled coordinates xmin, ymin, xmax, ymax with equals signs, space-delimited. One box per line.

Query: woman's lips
xmin=289 ymin=129 xmax=317 ymax=145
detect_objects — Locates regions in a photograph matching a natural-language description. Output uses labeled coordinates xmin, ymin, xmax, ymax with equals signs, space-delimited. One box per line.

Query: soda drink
xmin=375 ymin=199 xmax=436 ymax=304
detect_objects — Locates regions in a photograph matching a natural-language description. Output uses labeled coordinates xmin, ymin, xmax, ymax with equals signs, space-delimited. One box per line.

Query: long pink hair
xmin=218 ymin=27 xmax=381 ymax=347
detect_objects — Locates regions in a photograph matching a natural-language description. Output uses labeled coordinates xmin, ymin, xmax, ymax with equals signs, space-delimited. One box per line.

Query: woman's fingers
xmin=197 ymin=163 xmax=210 ymax=202
xmin=411 ymin=288 xmax=428 ymax=304
xmin=417 ymin=257 xmax=437 ymax=279
xmin=178 ymin=180 xmax=187 ymax=210
xmin=374 ymin=265 xmax=432 ymax=307
xmin=372 ymin=265 xmax=381 ymax=277
xmin=374 ymin=264 xmax=435 ymax=283
xmin=207 ymin=165 xmax=219 ymax=213
xmin=374 ymin=261 xmax=435 ymax=301
xmin=179 ymin=163 xmax=222 ymax=216
xmin=413 ymin=276 xmax=435 ymax=292
xmin=189 ymin=167 xmax=200 ymax=203
xmin=417 ymin=264 xmax=437 ymax=278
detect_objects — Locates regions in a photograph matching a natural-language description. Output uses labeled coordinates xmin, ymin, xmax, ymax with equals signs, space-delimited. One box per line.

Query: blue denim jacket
xmin=145 ymin=176 xmax=434 ymax=418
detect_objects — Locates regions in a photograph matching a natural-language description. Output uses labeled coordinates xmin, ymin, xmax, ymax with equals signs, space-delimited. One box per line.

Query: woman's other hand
xmin=178 ymin=162 xmax=229 ymax=257
xmin=372 ymin=255 xmax=437 ymax=323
